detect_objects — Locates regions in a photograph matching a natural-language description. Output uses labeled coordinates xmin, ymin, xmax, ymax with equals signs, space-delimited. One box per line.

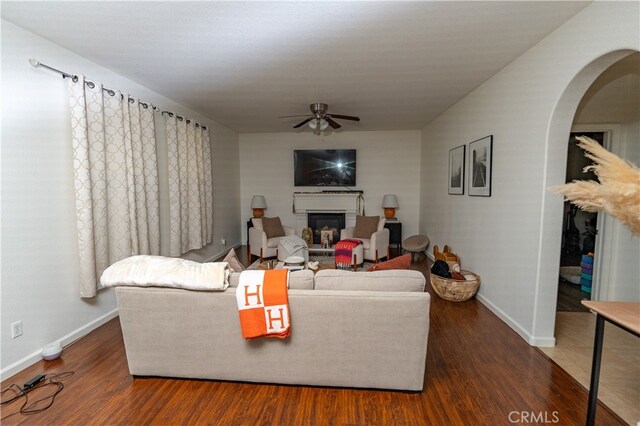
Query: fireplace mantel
xmin=292 ymin=192 xmax=364 ymax=234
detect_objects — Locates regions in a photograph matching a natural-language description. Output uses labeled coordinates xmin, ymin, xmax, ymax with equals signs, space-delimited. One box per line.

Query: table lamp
xmin=251 ymin=195 xmax=267 ymax=218
xmin=382 ymin=194 xmax=399 ymax=219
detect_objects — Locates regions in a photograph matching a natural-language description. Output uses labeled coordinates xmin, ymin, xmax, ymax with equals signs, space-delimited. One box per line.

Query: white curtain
xmin=165 ymin=114 xmax=213 ymax=256
xmin=68 ymin=76 xmax=160 ymax=298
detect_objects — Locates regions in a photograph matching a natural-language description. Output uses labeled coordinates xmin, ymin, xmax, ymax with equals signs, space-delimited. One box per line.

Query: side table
xmin=384 ymin=221 xmax=402 ymax=252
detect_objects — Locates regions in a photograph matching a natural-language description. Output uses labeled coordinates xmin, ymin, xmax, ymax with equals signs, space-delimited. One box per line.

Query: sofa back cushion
xmin=353 ymin=215 xmax=381 ymax=239
xmin=262 ymin=217 xmax=285 ymax=238
xmin=229 ymin=269 xmax=314 ymax=290
xmin=314 ymin=269 xmax=425 ymax=292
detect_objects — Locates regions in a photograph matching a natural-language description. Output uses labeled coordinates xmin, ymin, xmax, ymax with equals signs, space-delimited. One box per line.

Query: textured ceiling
xmin=2 ymin=1 xmax=590 ymax=133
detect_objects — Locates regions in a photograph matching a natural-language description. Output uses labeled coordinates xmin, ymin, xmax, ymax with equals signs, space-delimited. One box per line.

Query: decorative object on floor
xmin=550 ymin=136 xmax=640 ymax=236
xmin=223 ymin=248 xmax=245 ymax=272
xmin=402 ymin=234 xmax=430 ymax=262
xmin=469 ymin=135 xmax=493 ymax=196
xmin=367 ymin=254 xmax=411 ymax=271
xmin=382 ymin=194 xmax=399 ymax=219
xmin=580 ymin=253 xmax=594 ymax=293
xmin=448 ymin=145 xmax=465 ymax=195
xmin=250 ymin=195 xmax=267 ymax=218
xmin=301 ymin=227 xmax=313 ymax=247
xmin=430 ymin=260 xmax=452 ymax=278
xmin=42 ymin=341 xmax=63 ymax=361
xmin=433 ymin=244 xmax=459 ymax=269
xmin=320 ymin=227 xmax=334 ymax=247
xmin=236 ymin=270 xmax=290 ymax=339
xmin=335 ymin=239 xmax=364 ymax=270
xmin=430 ymin=268 xmax=480 ymax=302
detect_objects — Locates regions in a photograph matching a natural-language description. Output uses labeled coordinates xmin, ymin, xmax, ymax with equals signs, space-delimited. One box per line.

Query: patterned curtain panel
xmin=68 ymin=76 xmax=160 ymax=298
xmin=165 ymin=114 xmax=213 ymax=256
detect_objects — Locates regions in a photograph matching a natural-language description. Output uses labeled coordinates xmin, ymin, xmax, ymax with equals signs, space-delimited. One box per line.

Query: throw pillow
xmin=262 ymin=217 xmax=285 ymax=239
xmin=367 ymin=253 xmax=411 ymax=271
xmin=223 ymin=248 xmax=245 ymax=273
xmin=353 ymin=215 xmax=380 ymax=239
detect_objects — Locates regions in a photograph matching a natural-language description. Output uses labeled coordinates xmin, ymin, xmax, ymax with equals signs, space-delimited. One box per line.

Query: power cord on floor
xmin=1 ymin=371 xmax=74 ymax=420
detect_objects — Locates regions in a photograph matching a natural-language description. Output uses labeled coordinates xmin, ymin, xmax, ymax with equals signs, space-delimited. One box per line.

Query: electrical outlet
xmin=11 ymin=321 xmax=23 ymax=339
xmin=221 ymin=237 xmax=226 ymax=246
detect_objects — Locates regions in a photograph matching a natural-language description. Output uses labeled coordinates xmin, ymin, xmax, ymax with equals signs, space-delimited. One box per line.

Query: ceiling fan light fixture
xmin=308 ymin=117 xmax=329 ymax=132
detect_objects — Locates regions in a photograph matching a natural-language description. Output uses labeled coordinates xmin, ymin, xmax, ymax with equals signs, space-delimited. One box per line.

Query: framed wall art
xmin=448 ymin=145 xmax=465 ymax=195
xmin=468 ymin=135 xmax=493 ymax=197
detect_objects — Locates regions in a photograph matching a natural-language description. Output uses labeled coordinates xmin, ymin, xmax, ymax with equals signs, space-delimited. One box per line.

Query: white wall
xmin=1 ymin=20 xmax=240 ymax=376
xmin=419 ymin=2 xmax=639 ymax=345
xmin=239 ymin=131 xmax=421 ymax=244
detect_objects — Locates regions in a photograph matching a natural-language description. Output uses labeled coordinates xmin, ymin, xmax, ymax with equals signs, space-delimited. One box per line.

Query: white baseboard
xmin=475 ymin=293 xmax=556 ymax=347
xmin=0 ymin=308 xmax=119 ymax=380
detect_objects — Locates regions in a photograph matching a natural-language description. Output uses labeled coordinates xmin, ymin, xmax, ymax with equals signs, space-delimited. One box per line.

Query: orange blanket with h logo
xmin=236 ymin=270 xmax=290 ymax=339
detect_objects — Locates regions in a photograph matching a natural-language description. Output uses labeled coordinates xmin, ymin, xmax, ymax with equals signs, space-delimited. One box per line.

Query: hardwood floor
xmin=1 ymin=247 xmax=624 ymax=425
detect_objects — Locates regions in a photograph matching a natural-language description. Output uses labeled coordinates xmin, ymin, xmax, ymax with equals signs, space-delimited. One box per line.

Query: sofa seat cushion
xmin=314 ymin=269 xmax=425 ymax=292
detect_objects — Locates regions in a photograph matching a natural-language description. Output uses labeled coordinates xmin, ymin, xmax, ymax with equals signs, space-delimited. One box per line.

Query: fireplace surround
xmin=292 ymin=192 xmax=363 ymax=238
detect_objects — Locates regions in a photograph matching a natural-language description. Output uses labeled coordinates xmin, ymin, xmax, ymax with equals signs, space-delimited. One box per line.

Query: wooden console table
xmin=581 ymin=301 xmax=640 ymax=426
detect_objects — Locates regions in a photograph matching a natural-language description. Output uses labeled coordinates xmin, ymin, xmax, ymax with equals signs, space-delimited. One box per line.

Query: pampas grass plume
xmin=550 ymin=136 xmax=640 ymax=236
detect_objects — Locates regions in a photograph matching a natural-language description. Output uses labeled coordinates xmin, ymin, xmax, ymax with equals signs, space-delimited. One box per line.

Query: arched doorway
xmin=532 ymin=49 xmax=639 ymax=344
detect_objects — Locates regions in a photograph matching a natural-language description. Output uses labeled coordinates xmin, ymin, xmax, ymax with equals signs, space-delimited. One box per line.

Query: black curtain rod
xmin=29 ymin=58 xmax=207 ymax=129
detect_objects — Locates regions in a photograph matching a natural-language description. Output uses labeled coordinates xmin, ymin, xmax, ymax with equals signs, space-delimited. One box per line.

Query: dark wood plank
xmin=1 ymin=246 xmax=625 ymax=425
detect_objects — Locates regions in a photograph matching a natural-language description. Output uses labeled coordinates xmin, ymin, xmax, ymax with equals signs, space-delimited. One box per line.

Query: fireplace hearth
xmin=307 ymin=212 xmax=346 ymax=245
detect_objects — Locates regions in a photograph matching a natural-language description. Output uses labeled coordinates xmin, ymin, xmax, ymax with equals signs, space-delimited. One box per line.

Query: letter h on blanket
xmin=236 ymin=270 xmax=290 ymax=339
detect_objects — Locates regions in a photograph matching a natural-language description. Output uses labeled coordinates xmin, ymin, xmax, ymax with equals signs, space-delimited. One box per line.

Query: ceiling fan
xmin=279 ymin=103 xmax=360 ymax=134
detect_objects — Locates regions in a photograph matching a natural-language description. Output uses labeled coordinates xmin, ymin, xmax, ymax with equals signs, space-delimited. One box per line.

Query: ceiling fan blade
xmin=324 ymin=116 xmax=342 ymax=129
xmin=293 ymin=117 xmax=314 ymax=128
xmin=278 ymin=114 xmax=313 ymax=119
xmin=326 ymin=114 xmax=360 ymax=122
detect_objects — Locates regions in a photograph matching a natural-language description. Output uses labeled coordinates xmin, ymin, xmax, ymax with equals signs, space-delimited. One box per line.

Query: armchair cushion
xmin=353 ymin=215 xmax=381 ymax=239
xmin=262 ymin=217 xmax=285 ymax=239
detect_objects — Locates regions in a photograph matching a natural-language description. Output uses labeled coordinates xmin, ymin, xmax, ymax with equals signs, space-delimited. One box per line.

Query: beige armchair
xmin=248 ymin=217 xmax=295 ymax=262
xmin=341 ymin=217 xmax=390 ymax=263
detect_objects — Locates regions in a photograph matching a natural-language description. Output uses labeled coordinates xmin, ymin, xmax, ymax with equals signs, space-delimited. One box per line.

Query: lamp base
xmin=252 ymin=208 xmax=265 ymax=218
xmin=384 ymin=208 xmax=396 ymax=220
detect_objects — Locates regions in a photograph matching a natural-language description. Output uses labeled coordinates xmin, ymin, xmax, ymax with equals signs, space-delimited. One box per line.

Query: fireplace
xmin=307 ymin=212 xmax=346 ymax=245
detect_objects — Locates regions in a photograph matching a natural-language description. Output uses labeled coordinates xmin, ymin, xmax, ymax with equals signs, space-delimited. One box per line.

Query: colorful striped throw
xmin=335 ymin=239 xmax=363 ymax=270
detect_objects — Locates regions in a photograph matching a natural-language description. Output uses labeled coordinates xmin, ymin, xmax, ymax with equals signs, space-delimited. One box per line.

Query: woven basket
xmin=430 ymin=270 xmax=480 ymax=302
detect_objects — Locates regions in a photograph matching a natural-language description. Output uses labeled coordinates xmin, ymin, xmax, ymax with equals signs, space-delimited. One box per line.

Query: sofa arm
xmin=341 ymin=227 xmax=355 ymax=239
xmin=370 ymin=228 xmax=390 ymax=258
xmin=248 ymin=227 xmax=267 ymax=256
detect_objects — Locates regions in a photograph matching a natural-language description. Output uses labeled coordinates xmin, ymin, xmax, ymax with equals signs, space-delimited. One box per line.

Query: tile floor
xmin=539 ymin=312 xmax=640 ymax=425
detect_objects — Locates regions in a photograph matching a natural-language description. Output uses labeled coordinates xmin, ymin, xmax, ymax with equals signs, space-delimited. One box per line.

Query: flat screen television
xmin=294 ymin=149 xmax=356 ymax=187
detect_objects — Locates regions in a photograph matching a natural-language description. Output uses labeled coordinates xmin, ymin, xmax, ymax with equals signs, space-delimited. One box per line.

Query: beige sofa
xmin=115 ymin=269 xmax=430 ymax=391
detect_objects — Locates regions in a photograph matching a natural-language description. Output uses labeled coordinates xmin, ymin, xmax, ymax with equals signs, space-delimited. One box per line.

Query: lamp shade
xmin=308 ymin=118 xmax=329 ymax=131
xmin=251 ymin=195 xmax=267 ymax=209
xmin=382 ymin=194 xmax=399 ymax=208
